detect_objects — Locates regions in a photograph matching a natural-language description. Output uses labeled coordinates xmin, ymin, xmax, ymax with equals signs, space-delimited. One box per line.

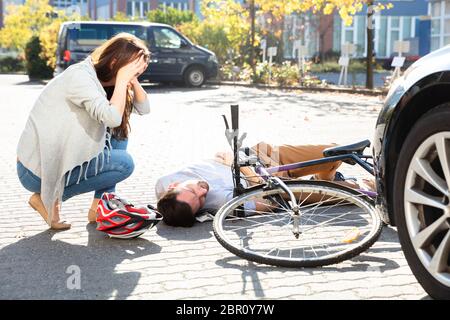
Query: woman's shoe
xmin=28 ymin=193 xmax=71 ymax=230
xmin=50 ymin=221 xmax=71 ymax=230
xmin=88 ymin=209 xmax=98 ymax=223
xmin=88 ymin=198 xmax=100 ymax=223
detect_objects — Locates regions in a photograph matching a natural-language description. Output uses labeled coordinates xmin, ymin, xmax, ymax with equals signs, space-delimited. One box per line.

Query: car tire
xmin=184 ymin=66 xmax=205 ymax=87
xmin=393 ymin=104 xmax=450 ymax=300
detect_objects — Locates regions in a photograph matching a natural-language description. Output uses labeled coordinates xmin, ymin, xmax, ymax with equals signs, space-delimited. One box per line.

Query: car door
xmin=147 ymin=26 xmax=189 ymax=80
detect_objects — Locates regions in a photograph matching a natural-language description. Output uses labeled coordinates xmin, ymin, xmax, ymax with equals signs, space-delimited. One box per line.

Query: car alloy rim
xmin=189 ymin=70 xmax=204 ymax=85
xmin=404 ymin=132 xmax=450 ymax=287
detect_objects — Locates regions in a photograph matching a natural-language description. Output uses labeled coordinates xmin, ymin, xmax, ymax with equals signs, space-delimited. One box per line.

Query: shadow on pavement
xmin=142 ymin=83 xmax=221 ymax=94
xmin=0 ymin=224 xmax=161 ymax=299
xmin=214 ymin=245 xmax=403 ymax=298
xmin=155 ymin=221 xmax=214 ymax=242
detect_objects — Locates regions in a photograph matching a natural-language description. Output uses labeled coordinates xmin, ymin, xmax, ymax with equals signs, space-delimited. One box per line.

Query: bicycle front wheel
xmin=213 ymin=180 xmax=382 ymax=267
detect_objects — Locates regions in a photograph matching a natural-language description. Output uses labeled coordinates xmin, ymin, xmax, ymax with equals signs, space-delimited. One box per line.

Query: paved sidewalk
xmin=0 ymin=75 xmax=428 ymax=299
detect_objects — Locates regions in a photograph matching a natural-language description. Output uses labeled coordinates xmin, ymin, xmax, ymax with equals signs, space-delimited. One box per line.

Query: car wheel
xmin=393 ymin=105 xmax=450 ymax=300
xmin=184 ymin=67 xmax=205 ymax=87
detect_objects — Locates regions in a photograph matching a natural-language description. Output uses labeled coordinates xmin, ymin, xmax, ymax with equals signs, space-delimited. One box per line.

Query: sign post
xmin=260 ymin=39 xmax=267 ymax=62
xmin=338 ymin=42 xmax=355 ymax=86
xmin=391 ymin=40 xmax=410 ymax=83
xmin=267 ymin=46 xmax=277 ymax=84
xmin=293 ymin=40 xmax=307 ymax=81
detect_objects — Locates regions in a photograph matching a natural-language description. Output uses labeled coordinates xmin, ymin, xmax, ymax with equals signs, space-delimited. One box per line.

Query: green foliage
xmin=111 ymin=12 xmax=131 ymax=22
xmin=0 ymin=56 xmax=26 ymax=73
xmin=25 ymin=36 xmax=53 ymax=80
xmin=0 ymin=0 xmax=54 ymax=55
xmin=219 ymin=62 xmax=253 ymax=82
xmin=182 ymin=0 xmax=250 ymax=66
xmin=310 ymin=60 xmax=384 ymax=73
xmin=147 ymin=6 xmax=197 ymax=26
xmin=273 ymin=61 xmax=300 ymax=86
xmin=178 ymin=20 xmax=230 ymax=64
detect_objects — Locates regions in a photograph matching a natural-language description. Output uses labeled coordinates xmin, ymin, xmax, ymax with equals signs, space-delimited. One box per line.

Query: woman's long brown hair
xmin=91 ymin=33 xmax=150 ymax=140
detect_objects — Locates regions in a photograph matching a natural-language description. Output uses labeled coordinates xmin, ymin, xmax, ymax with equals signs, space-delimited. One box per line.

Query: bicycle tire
xmin=213 ymin=180 xmax=382 ymax=267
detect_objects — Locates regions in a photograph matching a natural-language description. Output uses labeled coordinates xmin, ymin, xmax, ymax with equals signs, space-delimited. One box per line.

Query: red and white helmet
xmin=96 ymin=193 xmax=163 ymax=239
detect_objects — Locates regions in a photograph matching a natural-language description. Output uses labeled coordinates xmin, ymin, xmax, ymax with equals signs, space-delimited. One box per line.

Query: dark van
xmin=55 ymin=21 xmax=219 ymax=87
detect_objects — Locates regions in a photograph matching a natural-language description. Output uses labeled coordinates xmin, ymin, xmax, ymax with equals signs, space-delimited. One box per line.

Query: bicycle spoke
xmin=214 ymin=182 xmax=382 ymax=267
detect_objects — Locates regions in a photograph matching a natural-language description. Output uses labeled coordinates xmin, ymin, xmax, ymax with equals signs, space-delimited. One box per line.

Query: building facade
xmin=333 ymin=0 xmax=430 ymax=58
xmin=333 ymin=0 xmax=431 ymax=58
xmin=58 ymin=0 xmax=194 ymax=20
xmin=429 ymin=0 xmax=450 ymax=51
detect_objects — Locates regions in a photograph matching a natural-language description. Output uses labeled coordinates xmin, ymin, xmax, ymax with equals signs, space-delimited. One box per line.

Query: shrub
xmin=273 ymin=61 xmax=299 ymax=86
xmin=220 ymin=62 xmax=253 ymax=82
xmin=0 ymin=56 xmax=26 ymax=73
xmin=24 ymin=36 xmax=53 ymax=80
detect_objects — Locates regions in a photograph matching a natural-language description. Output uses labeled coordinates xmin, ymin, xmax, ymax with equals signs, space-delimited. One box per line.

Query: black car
xmin=55 ymin=21 xmax=219 ymax=87
xmin=373 ymin=45 xmax=450 ymax=299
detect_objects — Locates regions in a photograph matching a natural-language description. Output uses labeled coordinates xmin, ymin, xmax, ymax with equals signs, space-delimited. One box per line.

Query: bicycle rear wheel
xmin=213 ymin=180 xmax=382 ymax=267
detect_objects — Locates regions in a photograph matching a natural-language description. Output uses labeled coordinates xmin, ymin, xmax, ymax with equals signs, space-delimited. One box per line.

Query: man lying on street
xmin=155 ymin=141 xmax=375 ymax=227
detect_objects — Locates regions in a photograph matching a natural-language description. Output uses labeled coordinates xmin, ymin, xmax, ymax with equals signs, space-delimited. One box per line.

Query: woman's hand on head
xmin=117 ymin=52 xmax=149 ymax=84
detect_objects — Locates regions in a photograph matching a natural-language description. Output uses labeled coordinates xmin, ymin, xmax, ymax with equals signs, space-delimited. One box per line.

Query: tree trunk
xmin=250 ymin=0 xmax=256 ymax=82
xmin=366 ymin=1 xmax=374 ymax=89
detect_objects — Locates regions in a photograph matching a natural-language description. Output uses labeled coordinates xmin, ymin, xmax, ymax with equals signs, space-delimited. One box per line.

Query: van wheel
xmin=184 ymin=67 xmax=205 ymax=87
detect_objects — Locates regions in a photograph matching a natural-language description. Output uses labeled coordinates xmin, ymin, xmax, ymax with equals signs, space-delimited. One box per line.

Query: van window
xmin=67 ymin=25 xmax=109 ymax=51
xmin=66 ymin=24 xmax=148 ymax=52
xmin=153 ymin=28 xmax=183 ymax=49
xmin=110 ymin=25 xmax=148 ymax=40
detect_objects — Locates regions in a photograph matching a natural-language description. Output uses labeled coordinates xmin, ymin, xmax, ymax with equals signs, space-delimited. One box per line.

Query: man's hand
xmin=214 ymin=151 xmax=233 ymax=166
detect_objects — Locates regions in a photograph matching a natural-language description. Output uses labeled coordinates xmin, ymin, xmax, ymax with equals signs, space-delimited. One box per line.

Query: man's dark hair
xmin=157 ymin=190 xmax=196 ymax=227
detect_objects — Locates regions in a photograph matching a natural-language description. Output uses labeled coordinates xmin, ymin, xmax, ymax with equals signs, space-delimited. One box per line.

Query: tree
xmin=252 ymin=0 xmax=392 ymax=87
xmin=147 ymin=6 xmax=197 ymax=26
xmin=0 ymin=0 xmax=54 ymax=55
xmin=366 ymin=0 xmax=374 ymax=89
xmin=178 ymin=0 xmax=250 ymax=65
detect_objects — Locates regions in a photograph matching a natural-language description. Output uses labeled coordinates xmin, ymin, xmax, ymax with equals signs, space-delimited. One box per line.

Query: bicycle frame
xmin=224 ymin=104 xmax=375 ymax=191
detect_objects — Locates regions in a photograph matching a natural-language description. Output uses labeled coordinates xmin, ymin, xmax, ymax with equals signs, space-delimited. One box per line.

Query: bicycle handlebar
xmin=231 ymin=104 xmax=239 ymax=130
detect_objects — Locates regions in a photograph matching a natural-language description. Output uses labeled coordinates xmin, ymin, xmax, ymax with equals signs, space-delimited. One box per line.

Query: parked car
xmin=373 ymin=45 xmax=450 ymax=299
xmin=55 ymin=21 xmax=219 ymax=87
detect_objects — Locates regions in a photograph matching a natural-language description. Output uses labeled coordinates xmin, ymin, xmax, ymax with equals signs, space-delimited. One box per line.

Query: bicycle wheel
xmin=213 ymin=180 xmax=382 ymax=267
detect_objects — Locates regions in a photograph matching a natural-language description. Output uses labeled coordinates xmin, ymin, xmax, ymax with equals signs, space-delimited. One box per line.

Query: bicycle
xmin=212 ymin=105 xmax=383 ymax=268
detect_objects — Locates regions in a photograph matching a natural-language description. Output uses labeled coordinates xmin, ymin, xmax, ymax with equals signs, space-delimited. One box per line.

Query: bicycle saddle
xmin=323 ymin=140 xmax=371 ymax=157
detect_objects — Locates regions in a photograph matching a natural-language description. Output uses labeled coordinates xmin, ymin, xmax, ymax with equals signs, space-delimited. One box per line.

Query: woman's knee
xmin=111 ymin=150 xmax=134 ymax=178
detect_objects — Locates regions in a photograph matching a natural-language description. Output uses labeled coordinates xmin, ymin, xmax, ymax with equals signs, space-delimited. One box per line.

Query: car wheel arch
xmin=382 ymin=79 xmax=450 ymax=225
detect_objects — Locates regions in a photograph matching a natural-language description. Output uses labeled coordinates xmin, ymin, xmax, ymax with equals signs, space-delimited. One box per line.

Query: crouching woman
xmin=16 ymin=33 xmax=151 ymax=230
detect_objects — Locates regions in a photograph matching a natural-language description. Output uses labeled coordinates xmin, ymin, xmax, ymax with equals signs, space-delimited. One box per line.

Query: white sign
xmin=341 ymin=43 xmax=356 ymax=56
xmin=293 ymin=41 xmax=307 ymax=58
xmin=391 ymin=56 xmax=406 ymax=68
xmin=267 ymin=46 xmax=277 ymax=57
xmin=260 ymin=39 xmax=266 ymax=49
xmin=338 ymin=56 xmax=350 ymax=67
xmin=393 ymin=41 xmax=410 ymax=54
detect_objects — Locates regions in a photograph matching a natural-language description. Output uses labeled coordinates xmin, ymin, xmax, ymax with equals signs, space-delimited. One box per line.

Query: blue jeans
xmin=17 ymin=138 xmax=134 ymax=201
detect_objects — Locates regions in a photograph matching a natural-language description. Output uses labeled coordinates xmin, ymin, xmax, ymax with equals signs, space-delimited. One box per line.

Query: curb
xmin=207 ymin=81 xmax=388 ymax=97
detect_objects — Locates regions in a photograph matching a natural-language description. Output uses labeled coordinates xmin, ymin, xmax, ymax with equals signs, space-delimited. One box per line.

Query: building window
xmin=126 ymin=0 xmax=149 ymax=18
xmin=52 ymin=0 xmax=72 ymax=9
xmin=429 ymin=0 xmax=450 ymax=51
